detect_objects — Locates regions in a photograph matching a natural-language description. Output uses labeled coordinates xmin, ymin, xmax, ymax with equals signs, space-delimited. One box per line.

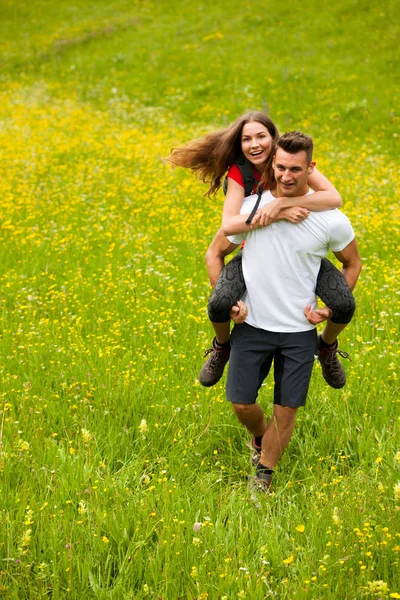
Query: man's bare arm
xmin=333 ymin=238 xmax=362 ymax=291
xmin=205 ymin=227 xmax=239 ymax=288
xmin=304 ymin=238 xmax=361 ymax=325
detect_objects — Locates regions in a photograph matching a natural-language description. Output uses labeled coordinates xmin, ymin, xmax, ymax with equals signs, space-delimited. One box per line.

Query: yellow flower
xmin=367 ymin=580 xmax=389 ymax=594
xmin=375 ymin=456 xmax=383 ymax=463
xmin=283 ymin=555 xmax=294 ymax=565
xmin=19 ymin=528 xmax=32 ymax=549
xmin=203 ymin=32 xmax=224 ymax=41
xmin=295 ymin=524 xmax=305 ymax=533
xmin=190 ymin=566 xmax=198 ymax=579
xmin=81 ymin=428 xmax=93 ymax=443
xmin=102 ymin=536 xmax=109 ymax=544
xmin=332 ymin=507 xmax=341 ymax=526
xmin=192 ymin=537 xmax=201 ymax=546
xmin=394 ymin=482 xmax=400 ymax=502
xmin=18 ymin=440 xmax=30 ymax=452
xmin=139 ymin=419 xmax=148 ymax=436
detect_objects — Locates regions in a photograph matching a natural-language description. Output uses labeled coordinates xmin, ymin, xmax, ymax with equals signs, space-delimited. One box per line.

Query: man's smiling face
xmin=273 ymin=148 xmax=315 ymax=197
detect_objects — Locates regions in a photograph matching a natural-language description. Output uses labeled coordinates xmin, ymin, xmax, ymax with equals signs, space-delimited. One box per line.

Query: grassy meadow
xmin=0 ymin=0 xmax=399 ymax=597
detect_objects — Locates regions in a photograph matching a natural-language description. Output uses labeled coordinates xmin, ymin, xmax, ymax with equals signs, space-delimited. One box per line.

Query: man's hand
xmin=304 ymin=304 xmax=333 ymax=325
xmin=230 ymin=300 xmax=248 ymax=324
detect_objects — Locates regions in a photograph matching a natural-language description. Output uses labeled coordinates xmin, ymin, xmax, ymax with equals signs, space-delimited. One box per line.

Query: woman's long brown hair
xmin=165 ymin=111 xmax=279 ymax=196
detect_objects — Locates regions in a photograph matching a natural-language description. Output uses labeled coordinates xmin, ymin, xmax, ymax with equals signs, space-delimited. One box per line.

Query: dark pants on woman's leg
xmin=208 ymin=254 xmax=355 ymax=325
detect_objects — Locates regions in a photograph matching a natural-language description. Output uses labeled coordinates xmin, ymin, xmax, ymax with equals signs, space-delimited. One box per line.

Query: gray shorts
xmin=226 ymin=323 xmax=317 ymax=408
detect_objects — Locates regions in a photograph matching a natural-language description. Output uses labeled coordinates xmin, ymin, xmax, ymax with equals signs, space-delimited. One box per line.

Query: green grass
xmin=0 ymin=0 xmax=399 ymax=598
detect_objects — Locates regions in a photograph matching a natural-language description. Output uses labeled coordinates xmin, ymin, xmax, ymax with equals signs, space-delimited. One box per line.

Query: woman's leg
xmin=316 ymin=257 xmax=356 ymax=331
xmin=207 ymin=250 xmax=246 ymax=334
xmin=199 ymin=251 xmax=246 ymax=387
xmin=315 ymin=258 xmax=356 ymax=388
xmin=211 ymin=321 xmax=231 ymax=345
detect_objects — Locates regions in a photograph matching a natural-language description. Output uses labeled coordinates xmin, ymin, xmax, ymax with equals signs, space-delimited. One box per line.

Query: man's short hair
xmin=277 ymin=131 xmax=314 ymax=164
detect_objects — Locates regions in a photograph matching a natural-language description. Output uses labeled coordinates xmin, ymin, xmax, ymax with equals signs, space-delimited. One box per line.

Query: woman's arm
xmin=221 ymin=178 xmax=262 ymax=236
xmin=281 ymin=167 xmax=342 ymax=210
xmin=257 ymin=168 xmax=342 ymax=227
xmin=305 ymin=167 xmax=342 ymax=208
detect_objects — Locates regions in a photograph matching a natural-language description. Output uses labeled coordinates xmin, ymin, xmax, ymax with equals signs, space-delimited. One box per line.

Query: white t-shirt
xmin=228 ymin=190 xmax=355 ymax=333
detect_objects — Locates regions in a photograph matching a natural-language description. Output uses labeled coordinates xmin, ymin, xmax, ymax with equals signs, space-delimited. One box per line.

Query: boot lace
xmin=203 ymin=347 xmax=226 ymax=373
xmin=325 ymin=347 xmax=351 ymax=374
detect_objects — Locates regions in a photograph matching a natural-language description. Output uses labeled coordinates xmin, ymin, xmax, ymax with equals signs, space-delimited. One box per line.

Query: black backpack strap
xmin=223 ymin=154 xmax=258 ymax=197
xmin=236 ymin=154 xmax=257 ymax=197
xmin=245 ymin=184 xmax=263 ymax=226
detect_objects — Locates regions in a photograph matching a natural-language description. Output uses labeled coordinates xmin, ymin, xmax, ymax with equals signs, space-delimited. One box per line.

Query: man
xmin=223 ymin=131 xmax=362 ymax=491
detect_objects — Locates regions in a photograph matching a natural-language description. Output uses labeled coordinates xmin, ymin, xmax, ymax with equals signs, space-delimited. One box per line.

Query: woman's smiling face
xmin=241 ymin=121 xmax=273 ymax=173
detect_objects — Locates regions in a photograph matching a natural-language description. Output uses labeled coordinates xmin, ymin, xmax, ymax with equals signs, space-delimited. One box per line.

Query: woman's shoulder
xmin=227 ymin=160 xmax=261 ymax=198
xmin=227 ymin=163 xmax=261 ymax=184
xmin=227 ymin=163 xmax=243 ymax=185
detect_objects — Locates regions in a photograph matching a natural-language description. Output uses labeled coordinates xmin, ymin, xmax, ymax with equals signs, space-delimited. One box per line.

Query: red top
xmin=227 ymin=164 xmax=261 ymax=194
xmin=227 ymin=164 xmax=261 ymax=249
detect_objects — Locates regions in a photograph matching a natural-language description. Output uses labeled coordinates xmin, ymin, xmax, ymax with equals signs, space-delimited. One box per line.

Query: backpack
xmin=222 ymin=154 xmax=258 ymax=197
xmin=223 ymin=154 xmax=263 ymax=225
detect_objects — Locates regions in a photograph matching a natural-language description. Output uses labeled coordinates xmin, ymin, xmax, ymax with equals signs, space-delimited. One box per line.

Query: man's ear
xmin=308 ymin=160 xmax=316 ymax=174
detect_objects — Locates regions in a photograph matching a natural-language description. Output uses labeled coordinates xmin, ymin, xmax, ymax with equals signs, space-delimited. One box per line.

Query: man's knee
xmin=273 ymin=405 xmax=297 ymax=429
xmin=232 ymin=402 xmax=254 ymax=419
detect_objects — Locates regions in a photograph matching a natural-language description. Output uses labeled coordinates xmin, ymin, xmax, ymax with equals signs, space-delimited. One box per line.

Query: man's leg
xmin=226 ymin=324 xmax=276 ymax=490
xmin=251 ymin=330 xmax=316 ymax=490
xmin=232 ymin=403 xmax=267 ymax=439
xmin=231 ymin=403 xmax=297 ymax=472
xmin=226 ymin=323 xmax=274 ymax=437
xmin=260 ymin=405 xmax=297 ymax=469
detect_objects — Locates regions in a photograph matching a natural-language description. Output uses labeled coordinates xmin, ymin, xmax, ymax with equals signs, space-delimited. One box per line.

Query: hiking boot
xmin=198 ymin=339 xmax=230 ymax=387
xmin=251 ymin=473 xmax=273 ymax=493
xmin=317 ymin=336 xmax=351 ymax=389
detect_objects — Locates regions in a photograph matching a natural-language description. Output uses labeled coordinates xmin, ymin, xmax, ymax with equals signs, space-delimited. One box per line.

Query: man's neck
xmin=271 ymin=185 xmax=310 ymax=198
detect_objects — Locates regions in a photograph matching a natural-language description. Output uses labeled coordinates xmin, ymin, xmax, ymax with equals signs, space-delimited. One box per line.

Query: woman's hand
xmin=248 ymin=210 xmax=262 ymax=229
xmin=256 ymin=198 xmax=282 ymax=227
xmin=304 ymin=304 xmax=333 ymax=325
xmin=281 ymin=207 xmax=310 ymax=223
